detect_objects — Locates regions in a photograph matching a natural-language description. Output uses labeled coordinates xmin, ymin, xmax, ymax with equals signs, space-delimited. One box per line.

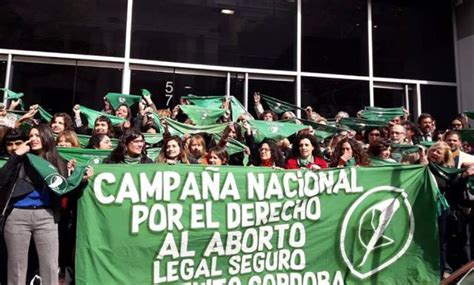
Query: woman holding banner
xmin=0 ymin=124 xmax=93 ymax=284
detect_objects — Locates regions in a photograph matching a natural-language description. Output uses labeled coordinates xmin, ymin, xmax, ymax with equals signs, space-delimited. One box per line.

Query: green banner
xmin=76 ymin=164 xmax=440 ymax=284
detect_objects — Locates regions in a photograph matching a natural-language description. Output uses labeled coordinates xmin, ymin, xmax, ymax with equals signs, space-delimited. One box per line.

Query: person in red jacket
xmin=285 ymin=134 xmax=328 ymax=171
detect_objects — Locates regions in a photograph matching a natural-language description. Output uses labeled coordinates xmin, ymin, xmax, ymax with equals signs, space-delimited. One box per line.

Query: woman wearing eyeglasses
xmin=103 ymin=129 xmax=152 ymax=164
xmin=251 ymin=139 xmax=284 ymax=168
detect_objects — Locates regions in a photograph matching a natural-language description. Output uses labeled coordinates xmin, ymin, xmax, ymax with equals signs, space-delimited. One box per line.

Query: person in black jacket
xmin=0 ymin=124 xmax=92 ymax=285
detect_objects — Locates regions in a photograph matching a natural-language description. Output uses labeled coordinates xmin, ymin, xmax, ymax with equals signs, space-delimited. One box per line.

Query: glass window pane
xmin=0 ymin=0 xmax=127 ymax=56
xmin=11 ymin=62 xmax=75 ymax=113
xmin=302 ymin=0 xmax=368 ymax=75
xmin=130 ymin=70 xmax=227 ymax=109
xmin=74 ymin=66 xmax=123 ymax=110
xmin=132 ymin=1 xmax=296 ymax=70
xmin=0 ymin=60 xmax=6 ymax=88
xmin=302 ymin=78 xmax=369 ymax=118
xmin=249 ymin=79 xmax=295 ymax=119
xmin=373 ymin=0 xmax=455 ymax=81
xmin=421 ymin=85 xmax=457 ymax=130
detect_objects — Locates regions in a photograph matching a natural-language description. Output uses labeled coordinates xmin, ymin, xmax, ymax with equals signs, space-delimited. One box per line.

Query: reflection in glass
xmin=0 ymin=0 xmax=127 ymax=56
xmin=11 ymin=63 xmax=75 ymax=114
xmin=248 ymin=80 xmax=295 ymax=119
xmin=421 ymin=85 xmax=457 ymax=130
xmin=302 ymin=78 xmax=369 ymax=118
xmin=130 ymin=70 xmax=226 ymax=109
xmin=302 ymin=0 xmax=368 ymax=75
xmin=373 ymin=0 xmax=455 ymax=81
xmin=132 ymin=1 xmax=296 ymax=70
xmin=74 ymin=67 xmax=122 ymax=110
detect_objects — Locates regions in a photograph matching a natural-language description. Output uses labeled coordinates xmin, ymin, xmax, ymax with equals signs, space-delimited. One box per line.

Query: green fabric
xmin=360 ymin=107 xmax=405 ymax=122
xmin=339 ymin=117 xmax=387 ymax=131
xmin=164 ymin=118 xmax=228 ymax=136
xmin=230 ymin=96 xmax=250 ymax=122
xmin=180 ymin=105 xmax=226 ymax=125
xmin=429 ymin=162 xmax=474 ymax=192
xmin=146 ymin=147 xmax=161 ymax=161
xmin=143 ymin=133 xmax=163 ymax=145
xmin=459 ymin=129 xmax=474 ymax=144
xmin=247 ymin=119 xmax=307 ymax=143
xmin=261 ymin=94 xmax=304 ymax=114
xmin=212 ymin=134 xmax=247 ymax=156
xmin=419 ymin=141 xmax=435 ymax=148
xmin=58 ymin=147 xmax=111 ymax=165
xmin=37 ymin=105 xmax=53 ymax=122
xmin=298 ymin=119 xmax=345 ymax=140
xmin=182 ymin=95 xmax=224 ymax=109
xmin=79 ymin=106 xmax=126 ymax=129
xmin=105 ymin=92 xmax=142 ymax=110
xmin=124 ymin=154 xmax=142 ymax=164
xmin=1 ymin=88 xmax=25 ymax=110
xmin=390 ymin=144 xmax=420 ymax=162
xmin=369 ymin=156 xmax=400 ymax=166
xmin=141 ymin=89 xmax=152 ymax=97
xmin=463 ymin=111 xmax=474 ymax=120
xmin=26 ymin=153 xmax=85 ymax=195
xmin=76 ymin=164 xmax=440 ymax=284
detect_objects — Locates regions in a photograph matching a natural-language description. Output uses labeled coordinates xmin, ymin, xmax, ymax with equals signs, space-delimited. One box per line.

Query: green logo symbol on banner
xmin=340 ymin=186 xmax=414 ymax=279
xmin=119 ymin=97 xmax=126 ymax=103
xmin=45 ymin=173 xmax=69 ymax=193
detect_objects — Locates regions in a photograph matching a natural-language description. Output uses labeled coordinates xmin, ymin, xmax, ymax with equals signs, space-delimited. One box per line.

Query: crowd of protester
xmin=0 ymin=90 xmax=474 ymax=284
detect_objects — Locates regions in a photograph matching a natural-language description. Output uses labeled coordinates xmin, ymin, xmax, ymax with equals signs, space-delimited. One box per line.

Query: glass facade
xmin=0 ymin=0 xmax=458 ymax=122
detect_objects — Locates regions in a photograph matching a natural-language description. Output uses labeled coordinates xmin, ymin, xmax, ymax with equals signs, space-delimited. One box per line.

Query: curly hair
xmin=51 ymin=113 xmax=74 ymax=131
xmin=289 ymin=134 xmax=323 ymax=159
xmin=253 ymin=139 xmax=284 ymax=167
xmin=330 ymin=137 xmax=369 ymax=167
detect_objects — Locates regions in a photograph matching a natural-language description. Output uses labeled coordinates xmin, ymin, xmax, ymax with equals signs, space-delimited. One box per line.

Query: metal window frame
xmin=1 ymin=0 xmax=459 ymax=114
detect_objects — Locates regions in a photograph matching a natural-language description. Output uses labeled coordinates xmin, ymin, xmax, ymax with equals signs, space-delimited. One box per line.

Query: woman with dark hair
xmin=0 ymin=124 xmax=92 ymax=284
xmin=93 ymin=116 xmax=115 ymax=138
xmin=367 ymin=139 xmax=397 ymax=164
xmin=219 ymin=123 xmax=247 ymax=166
xmin=363 ymin=127 xmax=383 ymax=145
xmin=286 ymin=134 xmax=328 ymax=170
xmin=103 ymin=129 xmax=151 ymax=164
xmin=206 ymin=147 xmax=229 ymax=166
xmin=330 ymin=137 xmax=369 ymax=167
xmin=86 ymin=134 xmax=113 ymax=150
xmin=156 ymin=135 xmax=189 ymax=164
xmin=50 ymin=113 xmax=74 ymax=135
xmin=252 ymin=139 xmax=284 ymax=168
xmin=450 ymin=115 xmax=467 ymax=130
xmin=1 ymin=128 xmax=28 ymax=157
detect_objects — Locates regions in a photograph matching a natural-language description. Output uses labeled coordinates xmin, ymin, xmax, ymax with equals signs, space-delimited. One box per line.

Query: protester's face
xmin=259 ymin=143 xmax=272 ymax=160
xmin=262 ymin=113 xmax=273 ymax=122
xmin=445 ymin=134 xmax=461 ymax=151
xmin=0 ymin=106 xmax=6 ymax=117
xmin=29 ymin=128 xmax=43 ymax=151
xmin=57 ymin=136 xmax=73 ymax=148
xmin=228 ymin=125 xmax=237 ymax=139
xmin=404 ymin=125 xmax=414 ymax=139
xmin=126 ymin=137 xmax=145 ymax=156
xmin=463 ymin=142 xmax=473 ymax=153
xmin=94 ymin=121 xmax=109 ymax=135
xmin=5 ymin=140 xmax=24 ymax=155
xmin=115 ymin=106 xmax=129 ymax=119
xmin=390 ymin=126 xmax=406 ymax=143
xmin=368 ymin=129 xmax=381 ymax=144
xmin=451 ymin=119 xmax=463 ymax=130
xmin=189 ymin=140 xmax=203 ymax=156
xmin=99 ymin=136 xmax=112 ymax=150
xmin=208 ymin=151 xmax=223 ymax=165
xmin=298 ymin=138 xmax=314 ymax=159
xmin=341 ymin=142 xmax=353 ymax=158
xmin=420 ymin=117 xmax=433 ymax=133
xmin=390 ymin=117 xmax=401 ymax=125
xmin=380 ymin=148 xmax=391 ymax=160
xmin=51 ymin=116 xmax=65 ymax=134
xmin=428 ymin=148 xmax=446 ymax=165
xmin=166 ymin=139 xmax=180 ymax=159
xmin=281 ymin=112 xmax=294 ymax=120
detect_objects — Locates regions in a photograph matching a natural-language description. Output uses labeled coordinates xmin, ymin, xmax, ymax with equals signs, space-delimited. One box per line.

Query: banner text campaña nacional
xmin=76 ymin=164 xmax=440 ymax=284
